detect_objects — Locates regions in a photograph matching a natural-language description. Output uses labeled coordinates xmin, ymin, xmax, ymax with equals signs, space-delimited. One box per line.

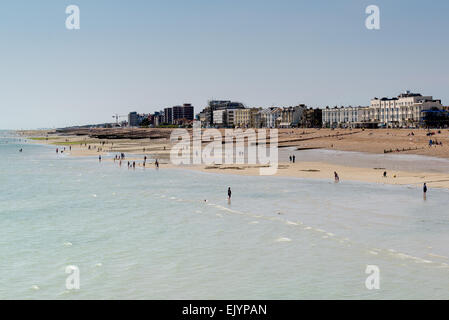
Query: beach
xmin=19 ymin=128 xmax=449 ymax=189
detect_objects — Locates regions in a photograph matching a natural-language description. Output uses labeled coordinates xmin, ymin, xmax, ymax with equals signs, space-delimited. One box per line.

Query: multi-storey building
xmin=164 ymin=107 xmax=173 ymax=124
xmin=212 ymin=109 xmax=227 ymax=127
xmin=233 ymin=109 xmax=252 ymax=128
xmin=261 ymin=107 xmax=282 ymax=128
xmin=249 ymin=108 xmax=263 ymax=128
xmin=199 ymin=100 xmax=246 ymax=127
xmin=300 ymin=108 xmax=323 ymax=128
xmin=370 ymin=91 xmax=442 ymax=127
xmin=322 ymin=91 xmax=443 ymax=128
xmin=322 ymin=106 xmax=367 ymax=128
xmin=128 ymin=112 xmax=139 ymax=127
xmin=164 ymin=104 xmax=194 ymax=124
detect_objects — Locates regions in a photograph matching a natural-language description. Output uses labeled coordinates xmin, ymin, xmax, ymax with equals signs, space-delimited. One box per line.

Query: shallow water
xmin=281 ymin=148 xmax=449 ymax=173
xmin=1 ymin=133 xmax=449 ymax=299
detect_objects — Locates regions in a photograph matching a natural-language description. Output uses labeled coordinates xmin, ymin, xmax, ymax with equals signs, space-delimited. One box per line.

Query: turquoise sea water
xmin=1 ymin=132 xmax=449 ymax=299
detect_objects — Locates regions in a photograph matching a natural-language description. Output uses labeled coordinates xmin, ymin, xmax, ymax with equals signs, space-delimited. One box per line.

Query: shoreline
xmin=18 ymin=129 xmax=449 ymax=190
xmin=168 ymin=162 xmax=449 ymax=190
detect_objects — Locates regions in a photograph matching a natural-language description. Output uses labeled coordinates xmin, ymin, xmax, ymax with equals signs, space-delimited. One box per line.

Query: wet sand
xmin=19 ymin=128 xmax=449 ymax=189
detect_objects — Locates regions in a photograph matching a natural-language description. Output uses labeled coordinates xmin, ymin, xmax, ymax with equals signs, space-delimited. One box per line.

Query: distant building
xmin=173 ymin=104 xmax=194 ymax=122
xmin=213 ymin=109 xmax=227 ymax=127
xmin=153 ymin=111 xmax=164 ymax=127
xmin=199 ymin=100 xmax=245 ymax=127
xmin=322 ymin=106 xmax=367 ymax=128
xmin=322 ymin=91 xmax=443 ymax=128
xmin=301 ymin=107 xmax=322 ymax=128
xmin=370 ymin=91 xmax=443 ymax=127
xmin=164 ymin=107 xmax=173 ymax=124
xmin=128 ymin=112 xmax=139 ymax=127
xmin=164 ymin=104 xmax=194 ymax=124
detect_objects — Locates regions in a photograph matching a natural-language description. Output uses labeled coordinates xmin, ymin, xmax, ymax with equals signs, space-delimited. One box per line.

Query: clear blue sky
xmin=1 ymin=0 xmax=448 ymax=129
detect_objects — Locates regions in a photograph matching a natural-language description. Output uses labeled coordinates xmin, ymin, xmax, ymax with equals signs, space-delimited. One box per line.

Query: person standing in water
xmin=334 ymin=171 xmax=340 ymax=183
xmin=228 ymin=187 xmax=232 ymax=200
xmin=423 ymin=183 xmax=427 ymax=200
xmin=99 ymin=155 xmax=101 ymax=162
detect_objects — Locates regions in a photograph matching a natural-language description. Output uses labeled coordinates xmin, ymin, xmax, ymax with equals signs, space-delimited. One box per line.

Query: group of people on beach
xmin=56 ymin=147 xmax=69 ymax=154
xmin=109 ymin=153 xmax=160 ymax=170
xmin=429 ymin=139 xmax=443 ymax=147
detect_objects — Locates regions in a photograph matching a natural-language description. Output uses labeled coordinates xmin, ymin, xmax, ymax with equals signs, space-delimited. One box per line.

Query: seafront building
xmin=164 ymin=104 xmax=194 ymax=125
xmin=128 ymin=103 xmax=194 ymax=127
xmin=126 ymin=91 xmax=443 ymax=129
xmin=322 ymin=106 xmax=369 ymax=128
xmin=370 ymin=91 xmax=442 ymax=127
xmin=200 ymin=100 xmax=246 ymax=127
xmin=207 ymin=104 xmax=313 ymax=128
xmin=322 ymin=91 xmax=443 ymax=128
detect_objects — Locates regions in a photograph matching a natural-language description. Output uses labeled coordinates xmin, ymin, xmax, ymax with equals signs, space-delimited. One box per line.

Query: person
xmin=383 ymin=171 xmax=387 ymax=178
xmin=334 ymin=171 xmax=340 ymax=183
xmin=292 ymin=155 xmax=296 ymax=163
xmin=99 ymin=155 xmax=101 ymax=162
xmin=228 ymin=187 xmax=232 ymax=200
xmin=155 ymin=159 xmax=159 ymax=168
xmin=423 ymin=183 xmax=427 ymax=194
xmin=19 ymin=148 xmax=22 ymax=152
xmin=133 ymin=161 xmax=136 ymax=169
xmin=56 ymin=148 xmax=58 ymax=154
xmin=289 ymin=156 xmax=292 ymax=162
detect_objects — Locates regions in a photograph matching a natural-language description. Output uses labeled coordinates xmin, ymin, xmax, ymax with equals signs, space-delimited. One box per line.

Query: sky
xmin=0 ymin=0 xmax=448 ymax=129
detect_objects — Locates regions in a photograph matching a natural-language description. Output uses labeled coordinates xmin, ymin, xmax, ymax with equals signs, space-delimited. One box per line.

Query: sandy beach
xmin=18 ymin=128 xmax=449 ymax=189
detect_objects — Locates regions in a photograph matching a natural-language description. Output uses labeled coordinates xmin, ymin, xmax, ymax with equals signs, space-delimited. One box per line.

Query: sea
xmin=1 ymin=131 xmax=449 ymax=299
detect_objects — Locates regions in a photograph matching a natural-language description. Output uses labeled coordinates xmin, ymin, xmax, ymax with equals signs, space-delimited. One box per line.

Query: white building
xmin=260 ymin=107 xmax=282 ymax=128
xmin=322 ymin=106 xmax=367 ymax=128
xmin=212 ymin=109 xmax=226 ymax=127
xmin=322 ymin=91 xmax=443 ymax=128
xmin=370 ymin=91 xmax=443 ymax=127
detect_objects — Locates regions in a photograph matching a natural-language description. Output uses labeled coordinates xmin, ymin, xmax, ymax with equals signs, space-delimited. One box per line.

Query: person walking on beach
xmin=292 ymin=155 xmax=296 ymax=163
xmin=334 ymin=171 xmax=340 ymax=183
xmin=228 ymin=187 xmax=232 ymax=200
xmin=155 ymin=159 xmax=159 ymax=169
xmin=289 ymin=156 xmax=292 ymax=163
